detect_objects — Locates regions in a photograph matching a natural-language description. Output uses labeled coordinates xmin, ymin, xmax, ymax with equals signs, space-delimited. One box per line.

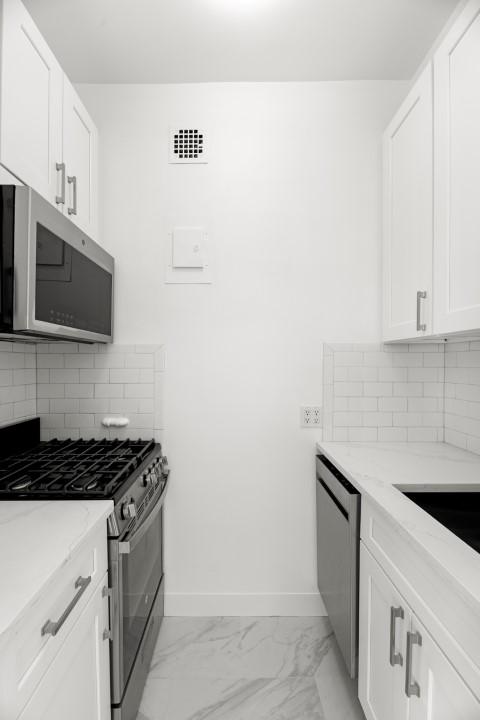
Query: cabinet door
xmin=434 ymin=0 xmax=480 ymax=335
xmin=358 ymin=543 xmax=409 ymax=720
xmin=62 ymin=76 xmax=98 ymax=239
xmin=382 ymin=64 xmax=433 ymax=341
xmin=407 ymin=615 xmax=480 ymax=720
xmin=18 ymin=574 xmax=110 ymax=720
xmin=0 ymin=0 xmax=63 ymax=203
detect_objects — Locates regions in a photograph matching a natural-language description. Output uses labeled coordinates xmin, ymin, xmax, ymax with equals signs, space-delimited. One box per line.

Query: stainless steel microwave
xmin=0 ymin=185 xmax=114 ymax=343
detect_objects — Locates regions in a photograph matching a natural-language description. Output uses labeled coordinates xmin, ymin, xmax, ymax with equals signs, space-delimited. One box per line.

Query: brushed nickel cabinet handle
xmin=41 ymin=575 xmax=92 ymax=637
xmin=389 ymin=605 xmax=404 ymax=666
xmin=416 ymin=290 xmax=427 ymax=332
xmin=67 ymin=175 xmax=77 ymax=215
xmin=405 ymin=630 xmax=422 ymax=698
xmin=55 ymin=162 xmax=65 ymax=205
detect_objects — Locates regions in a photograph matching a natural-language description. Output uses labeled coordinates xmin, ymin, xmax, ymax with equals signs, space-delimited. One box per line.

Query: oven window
xmin=121 ymin=507 xmax=163 ymax=686
xmin=35 ymin=223 xmax=112 ymax=335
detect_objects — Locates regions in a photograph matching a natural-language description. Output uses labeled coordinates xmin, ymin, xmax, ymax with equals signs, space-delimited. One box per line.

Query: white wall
xmin=79 ymin=81 xmax=405 ymax=615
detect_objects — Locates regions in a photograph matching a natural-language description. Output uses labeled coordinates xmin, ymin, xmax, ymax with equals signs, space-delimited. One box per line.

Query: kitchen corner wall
xmin=323 ymin=343 xmax=445 ymax=442
xmin=0 ymin=340 xmax=164 ymax=442
xmin=78 ymin=80 xmax=407 ymax=616
xmin=36 ymin=343 xmax=165 ymax=441
xmin=444 ymin=341 xmax=480 ymax=454
xmin=0 ymin=341 xmax=36 ymax=424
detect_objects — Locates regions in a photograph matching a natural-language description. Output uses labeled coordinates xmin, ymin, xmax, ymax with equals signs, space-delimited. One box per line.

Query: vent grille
xmin=169 ymin=128 xmax=207 ymax=164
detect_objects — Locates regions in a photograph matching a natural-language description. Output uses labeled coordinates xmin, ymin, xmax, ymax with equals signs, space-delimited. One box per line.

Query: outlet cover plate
xmin=301 ymin=406 xmax=322 ymax=428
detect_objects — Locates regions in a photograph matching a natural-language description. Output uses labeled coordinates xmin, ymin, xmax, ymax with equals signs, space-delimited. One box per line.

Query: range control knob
xmin=121 ymin=500 xmax=137 ymax=520
xmin=142 ymin=471 xmax=153 ymax=487
xmin=160 ymin=456 xmax=170 ymax=478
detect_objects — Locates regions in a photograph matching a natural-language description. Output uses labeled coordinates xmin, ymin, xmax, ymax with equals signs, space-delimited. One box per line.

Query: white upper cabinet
xmin=63 ymin=76 xmax=98 ymax=238
xmin=0 ymin=0 xmax=63 ymax=203
xmin=0 ymin=0 xmax=98 ymax=239
xmin=433 ymin=0 xmax=480 ymax=336
xmin=382 ymin=65 xmax=433 ymax=342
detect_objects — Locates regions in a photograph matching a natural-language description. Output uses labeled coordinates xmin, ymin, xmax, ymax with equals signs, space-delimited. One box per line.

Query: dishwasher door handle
xmin=318 ymin=476 xmax=349 ymax=520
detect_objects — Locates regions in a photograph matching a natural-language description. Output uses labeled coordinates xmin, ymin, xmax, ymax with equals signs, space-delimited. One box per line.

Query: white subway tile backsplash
xmin=50 ymin=369 xmax=80 ymax=384
xmin=391 ymin=352 xmax=421 ymax=367
xmin=407 ymin=427 xmax=441 ymax=442
xmin=124 ymin=383 xmax=155 ymax=399
xmin=407 ymin=367 xmax=442 ymax=382
xmin=50 ymin=399 xmax=80 ymax=413
xmin=364 ymin=412 xmax=392 ymax=427
xmin=125 ymin=353 xmax=155 ymax=369
xmin=14 ymin=399 xmax=36 ymax=418
xmin=334 ymin=412 xmax=362 ymax=427
xmin=37 ymin=354 xmax=65 ymax=369
xmin=65 ymin=383 xmax=94 ymax=399
xmin=378 ymin=367 xmax=408 ymax=382
xmin=0 ymin=348 xmax=36 ymax=409
xmin=109 ymin=369 xmax=140 ymax=383
xmin=378 ymin=397 xmax=408 ymax=412
xmin=79 ymin=369 xmax=110 ymax=384
xmin=348 ymin=428 xmax=378 ymax=441
xmin=323 ymin=342 xmax=446 ymax=442
xmin=65 ymin=354 xmax=95 ymax=369
xmin=0 ymin=370 xmax=13 ymax=386
xmin=365 ymin=382 xmax=392 ymax=397
xmin=378 ymin=427 xmax=408 ymax=442
xmin=94 ymin=353 xmax=126 ymax=369
xmin=95 ymin=383 xmax=124 ymax=398
xmin=347 ymin=397 xmax=378 ymax=412
xmin=79 ymin=398 xmax=110 ymax=413
xmin=393 ymin=382 xmax=422 ymax=397
xmin=32 ymin=343 xmax=165 ymax=441
xmin=13 ymin=369 xmax=36 ymax=385
xmin=0 ymin=386 xmax=26 ymax=403
xmin=65 ymin=414 xmax=95 ymax=428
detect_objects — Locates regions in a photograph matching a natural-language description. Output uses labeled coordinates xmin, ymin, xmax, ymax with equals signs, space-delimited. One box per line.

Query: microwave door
xmin=11 ymin=187 xmax=114 ymax=343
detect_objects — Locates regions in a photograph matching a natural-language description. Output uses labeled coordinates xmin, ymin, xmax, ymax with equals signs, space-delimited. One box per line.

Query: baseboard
xmin=164 ymin=592 xmax=327 ymax=616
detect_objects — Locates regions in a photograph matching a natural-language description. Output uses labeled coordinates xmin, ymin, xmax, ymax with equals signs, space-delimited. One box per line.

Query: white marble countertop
xmin=0 ymin=500 xmax=112 ymax=638
xmin=316 ymin=441 xmax=480 ymax=606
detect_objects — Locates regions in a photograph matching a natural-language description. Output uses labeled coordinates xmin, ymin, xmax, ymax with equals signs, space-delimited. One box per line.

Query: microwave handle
xmin=118 ymin=475 xmax=169 ymax=555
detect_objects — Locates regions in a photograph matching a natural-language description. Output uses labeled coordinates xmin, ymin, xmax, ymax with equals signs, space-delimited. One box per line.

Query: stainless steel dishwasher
xmin=316 ymin=454 xmax=360 ymax=679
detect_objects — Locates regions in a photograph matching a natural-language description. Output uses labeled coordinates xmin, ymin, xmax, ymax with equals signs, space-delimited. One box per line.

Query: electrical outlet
xmin=301 ymin=406 xmax=322 ymax=427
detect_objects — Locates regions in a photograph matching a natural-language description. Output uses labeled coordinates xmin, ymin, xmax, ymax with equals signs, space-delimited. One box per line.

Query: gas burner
xmin=10 ymin=476 xmax=34 ymax=491
xmin=0 ymin=437 xmax=158 ymax=499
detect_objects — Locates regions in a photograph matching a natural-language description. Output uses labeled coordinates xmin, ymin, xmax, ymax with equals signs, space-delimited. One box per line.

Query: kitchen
xmin=0 ymin=0 xmax=479 ymax=718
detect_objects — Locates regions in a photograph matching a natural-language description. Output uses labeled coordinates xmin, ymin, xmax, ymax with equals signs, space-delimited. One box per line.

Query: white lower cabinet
xmin=359 ymin=542 xmax=480 ymax=720
xmin=17 ymin=572 xmax=110 ymax=720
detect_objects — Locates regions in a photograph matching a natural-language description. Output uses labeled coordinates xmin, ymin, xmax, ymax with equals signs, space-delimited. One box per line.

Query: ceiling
xmin=24 ymin=0 xmax=460 ymax=84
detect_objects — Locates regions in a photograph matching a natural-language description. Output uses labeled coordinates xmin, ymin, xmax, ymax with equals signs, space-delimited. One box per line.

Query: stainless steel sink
xmin=396 ymin=484 xmax=480 ymax=553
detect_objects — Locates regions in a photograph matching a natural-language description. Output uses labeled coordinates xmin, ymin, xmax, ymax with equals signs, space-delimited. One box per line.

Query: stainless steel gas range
xmin=0 ymin=418 xmax=170 ymax=720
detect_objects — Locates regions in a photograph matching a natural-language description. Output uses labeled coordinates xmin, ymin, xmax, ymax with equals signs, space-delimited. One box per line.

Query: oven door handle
xmin=119 ymin=478 xmax=169 ymax=555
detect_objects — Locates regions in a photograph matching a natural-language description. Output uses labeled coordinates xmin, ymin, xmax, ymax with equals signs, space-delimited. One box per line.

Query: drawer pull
xmin=405 ymin=630 xmax=422 ymax=698
xmin=389 ymin=605 xmax=404 ymax=666
xmin=41 ymin=575 xmax=92 ymax=637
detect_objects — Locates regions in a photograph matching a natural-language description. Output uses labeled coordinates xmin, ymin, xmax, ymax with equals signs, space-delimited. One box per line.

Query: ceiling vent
xmin=169 ymin=128 xmax=207 ymax=164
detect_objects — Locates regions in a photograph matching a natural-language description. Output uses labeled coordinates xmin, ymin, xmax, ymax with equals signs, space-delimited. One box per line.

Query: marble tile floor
xmin=136 ymin=617 xmax=366 ymax=720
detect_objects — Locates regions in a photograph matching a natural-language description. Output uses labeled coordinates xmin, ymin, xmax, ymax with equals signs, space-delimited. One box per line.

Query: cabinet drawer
xmin=361 ymin=497 xmax=480 ymax=699
xmin=0 ymin=522 xmax=107 ymax=720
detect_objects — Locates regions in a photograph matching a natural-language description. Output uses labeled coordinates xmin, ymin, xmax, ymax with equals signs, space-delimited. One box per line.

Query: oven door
xmin=11 ymin=185 xmax=114 ymax=342
xmin=109 ymin=494 xmax=165 ymax=705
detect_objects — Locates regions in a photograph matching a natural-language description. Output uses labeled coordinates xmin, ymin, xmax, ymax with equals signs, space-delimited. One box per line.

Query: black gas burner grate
xmin=0 ymin=437 xmax=156 ymax=498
